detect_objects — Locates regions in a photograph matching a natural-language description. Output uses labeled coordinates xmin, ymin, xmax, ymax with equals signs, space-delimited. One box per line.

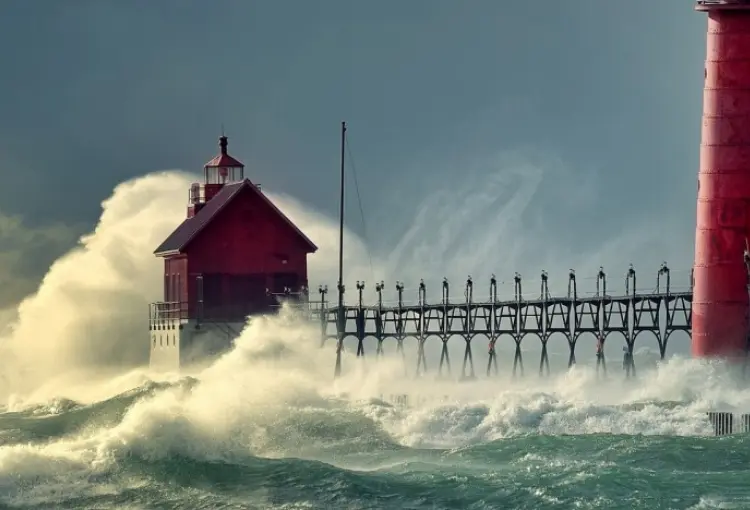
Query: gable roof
xmin=154 ymin=179 xmax=318 ymax=257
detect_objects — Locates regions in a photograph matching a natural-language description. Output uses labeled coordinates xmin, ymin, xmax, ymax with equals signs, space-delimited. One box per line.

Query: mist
xmin=1 ymin=304 xmax=744 ymax=474
xmin=0 ymin=149 xmax=692 ymax=401
xmin=0 ymin=294 xmax=738 ymax=508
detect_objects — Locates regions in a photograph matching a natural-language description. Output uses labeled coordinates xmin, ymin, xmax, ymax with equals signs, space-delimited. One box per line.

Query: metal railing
xmin=148 ymin=295 xmax=327 ymax=328
xmin=708 ymin=412 xmax=750 ymax=436
xmin=696 ymin=0 xmax=750 ymax=8
xmin=149 ymin=301 xmax=188 ymax=323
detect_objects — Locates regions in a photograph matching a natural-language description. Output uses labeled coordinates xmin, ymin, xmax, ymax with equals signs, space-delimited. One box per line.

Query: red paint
xmin=163 ymin=256 xmax=189 ymax=317
xmin=693 ymin=1 xmax=750 ymax=357
xmin=204 ymin=153 xmax=244 ymax=169
xmin=186 ymin=184 xmax=311 ymax=277
xmin=155 ymin=136 xmax=317 ymax=321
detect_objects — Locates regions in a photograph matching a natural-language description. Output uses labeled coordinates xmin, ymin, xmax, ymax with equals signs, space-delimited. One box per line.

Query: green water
xmin=0 ymin=377 xmax=747 ymax=510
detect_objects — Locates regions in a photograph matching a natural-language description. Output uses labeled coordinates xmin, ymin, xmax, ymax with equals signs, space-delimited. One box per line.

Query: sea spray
xmin=0 ymin=158 xmax=691 ymax=407
xmin=0 ymin=170 xmax=379 ymax=403
xmin=0 ymin=307 xmax=748 ymax=507
xmin=0 ymin=164 xmax=735 ymax=507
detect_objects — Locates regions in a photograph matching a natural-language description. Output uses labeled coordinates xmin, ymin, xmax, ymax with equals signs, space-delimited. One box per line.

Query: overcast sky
xmin=0 ymin=1 xmax=706 ymax=309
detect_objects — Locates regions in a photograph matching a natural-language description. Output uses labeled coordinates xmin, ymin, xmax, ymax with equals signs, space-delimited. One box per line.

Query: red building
xmin=152 ymin=135 xmax=318 ymax=324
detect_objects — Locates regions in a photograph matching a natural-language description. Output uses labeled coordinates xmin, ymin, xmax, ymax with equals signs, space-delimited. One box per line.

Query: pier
xmin=315 ymin=264 xmax=692 ymax=378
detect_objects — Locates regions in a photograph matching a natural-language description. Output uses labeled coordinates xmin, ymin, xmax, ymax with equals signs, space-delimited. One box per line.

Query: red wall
xmin=161 ymin=255 xmax=188 ymax=318
xmin=163 ymin=256 xmax=188 ymax=303
xmin=186 ymin=185 xmax=310 ymax=278
xmin=161 ymin=185 xmax=311 ymax=320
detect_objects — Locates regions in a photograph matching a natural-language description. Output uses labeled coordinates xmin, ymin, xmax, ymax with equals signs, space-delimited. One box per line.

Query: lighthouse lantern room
xmin=148 ymin=135 xmax=318 ymax=371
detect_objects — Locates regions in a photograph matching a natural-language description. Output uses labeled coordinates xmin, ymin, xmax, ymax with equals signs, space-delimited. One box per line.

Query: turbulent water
xmin=0 ymin=309 xmax=749 ymax=510
xmin=0 ymin=167 xmax=731 ymax=509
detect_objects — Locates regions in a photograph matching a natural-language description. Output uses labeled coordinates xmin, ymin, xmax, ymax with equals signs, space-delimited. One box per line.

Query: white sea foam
xmin=0 ymin=305 xmax=745 ymax=508
xmin=0 ymin=308 xmax=742 ymax=464
xmin=0 ymin=153 xmax=690 ymax=400
xmin=0 ymin=165 xmax=728 ymax=506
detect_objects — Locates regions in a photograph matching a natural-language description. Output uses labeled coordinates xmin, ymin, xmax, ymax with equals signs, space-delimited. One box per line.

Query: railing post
xmin=355 ymin=281 xmax=366 ymax=357
xmin=625 ymin=264 xmax=636 ymax=378
xmin=375 ymin=280 xmax=384 ymax=357
xmin=568 ymin=269 xmax=577 ymax=300
xmin=334 ymin=281 xmax=346 ymax=378
xmin=658 ymin=262 xmax=671 ymax=359
xmin=396 ymin=281 xmax=406 ymax=374
xmin=512 ymin=272 xmax=523 ymax=377
xmin=318 ymin=284 xmax=328 ymax=348
xmin=626 ymin=264 xmax=636 ymax=298
xmin=462 ymin=275 xmax=475 ymax=379
xmin=357 ymin=280 xmax=365 ymax=308
xmin=487 ymin=274 xmax=498 ymax=377
xmin=514 ymin=272 xmax=522 ymax=301
xmin=595 ymin=267 xmax=607 ymax=377
xmin=417 ymin=279 xmax=427 ymax=376
xmin=662 ymin=263 xmax=671 ymax=296
xmin=438 ymin=277 xmax=450 ymax=377
xmin=540 ymin=269 xmax=550 ymax=376
xmin=597 ymin=266 xmax=607 ymax=298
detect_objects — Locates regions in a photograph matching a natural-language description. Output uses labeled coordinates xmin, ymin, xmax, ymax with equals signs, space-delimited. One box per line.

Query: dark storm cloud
xmin=0 ymin=211 xmax=84 ymax=309
xmin=0 ymin=0 xmax=707 ymax=300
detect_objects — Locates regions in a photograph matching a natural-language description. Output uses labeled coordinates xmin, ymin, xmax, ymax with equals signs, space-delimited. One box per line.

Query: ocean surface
xmin=2 ymin=313 xmax=750 ymax=510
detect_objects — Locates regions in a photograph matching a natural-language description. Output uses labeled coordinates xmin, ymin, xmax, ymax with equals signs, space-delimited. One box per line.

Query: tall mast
xmin=334 ymin=121 xmax=346 ymax=378
xmin=338 ymin=121 xmax=346 ymax=310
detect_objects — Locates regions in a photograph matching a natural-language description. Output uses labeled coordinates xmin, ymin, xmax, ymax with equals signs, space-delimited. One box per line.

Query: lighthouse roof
xmin=154 ymin=179 xmax=317 ymax=257
xmin=204 ymin=152 xmax=244 ymax=168
xmin=204 ymin=135 xmax=244 ymax=168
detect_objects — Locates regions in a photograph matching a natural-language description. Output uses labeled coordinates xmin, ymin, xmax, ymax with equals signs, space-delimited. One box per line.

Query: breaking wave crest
xmin=1 ymin=308 xmax=750 ymax=508
xmin=0 ymin=170 xmax=379 ymax=400
xmin=0 ymin=167 xmax=744 ymax=508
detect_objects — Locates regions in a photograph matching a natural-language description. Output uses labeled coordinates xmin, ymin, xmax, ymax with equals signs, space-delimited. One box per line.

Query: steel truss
xmin=315 ymin=264 xmax=692 ymax=378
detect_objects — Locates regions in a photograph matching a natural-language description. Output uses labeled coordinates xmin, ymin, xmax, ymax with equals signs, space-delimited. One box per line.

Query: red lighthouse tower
xmin=693 ymin=0 xmax=750 ymax=358
xmin=148 ymin=135 xmax=318 ymax=371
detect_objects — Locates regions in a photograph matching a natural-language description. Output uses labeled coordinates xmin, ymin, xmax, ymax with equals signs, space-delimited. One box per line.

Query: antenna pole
xmin=338 ymin=121 xmax=346 ymax=309
xmin=334 ymin=121 xmax=346 ymax=378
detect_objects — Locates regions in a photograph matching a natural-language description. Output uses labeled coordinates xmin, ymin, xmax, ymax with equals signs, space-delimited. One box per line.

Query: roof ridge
xmin=153 ymin=180 xmax=317 ymax=256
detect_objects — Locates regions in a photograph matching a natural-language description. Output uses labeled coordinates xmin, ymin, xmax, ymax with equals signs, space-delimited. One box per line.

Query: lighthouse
xmin=148 ymin=135 xmax=318 ymax=371
xmin=693 ymin=0 xmax=750 ymax=358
